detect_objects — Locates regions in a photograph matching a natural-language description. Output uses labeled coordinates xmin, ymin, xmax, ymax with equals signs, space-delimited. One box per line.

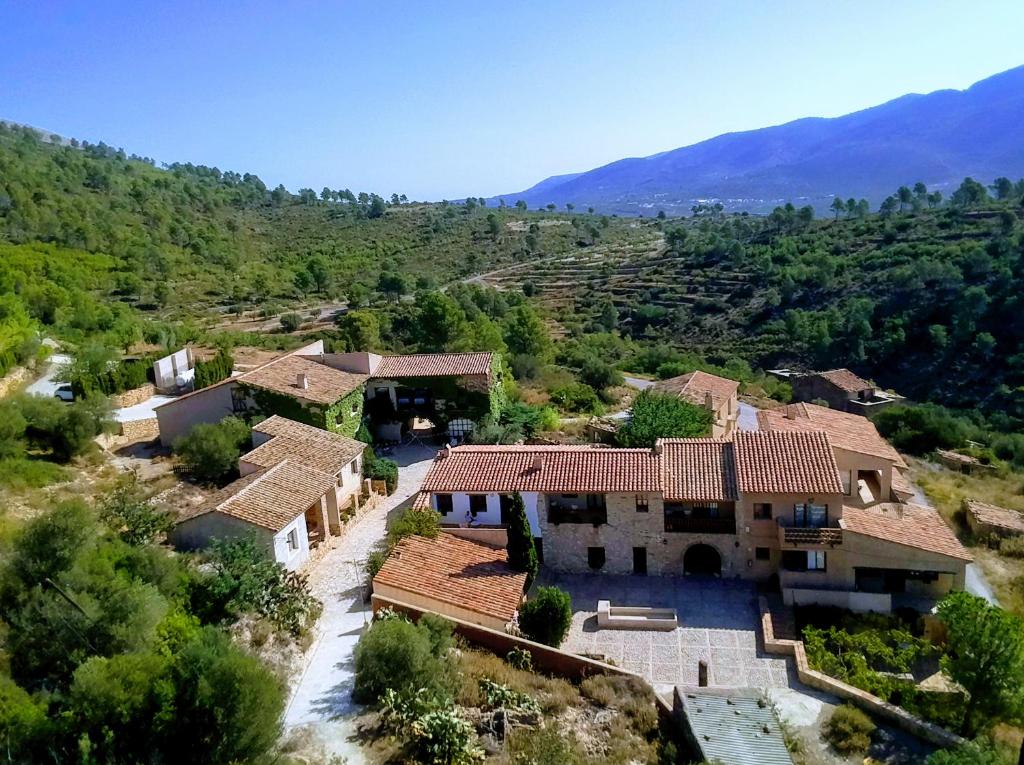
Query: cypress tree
xmin=505 ymin=493 xmax=538 ymax=589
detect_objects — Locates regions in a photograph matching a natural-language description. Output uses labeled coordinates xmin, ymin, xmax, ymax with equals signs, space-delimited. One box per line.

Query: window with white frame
xmin=807 ymin=550 xmax=826 ymax=570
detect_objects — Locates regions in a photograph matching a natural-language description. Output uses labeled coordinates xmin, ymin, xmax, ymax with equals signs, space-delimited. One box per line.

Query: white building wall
xmin=272 ymin=514 xmax=310 ymax=571
xmin=435 ymin=491 xmax=541 ymax=536
xmin=156 ymin=381 xmax=237 ymax=447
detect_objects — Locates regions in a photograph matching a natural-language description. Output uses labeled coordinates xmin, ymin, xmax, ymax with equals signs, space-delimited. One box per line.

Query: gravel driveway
xmin=283 ymin=444 xmax=437 ymax=762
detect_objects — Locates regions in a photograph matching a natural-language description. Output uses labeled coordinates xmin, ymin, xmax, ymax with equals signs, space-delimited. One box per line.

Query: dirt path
xmin=282 ymin=445 xmax=437 ymax=762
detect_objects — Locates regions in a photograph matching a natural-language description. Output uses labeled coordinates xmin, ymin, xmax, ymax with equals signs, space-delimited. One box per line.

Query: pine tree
xmin=505 ymin=493 xmax=538 ymax=588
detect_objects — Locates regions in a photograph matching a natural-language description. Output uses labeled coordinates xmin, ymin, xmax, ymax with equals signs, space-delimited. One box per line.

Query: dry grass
xmin=456 ymin=648 xmax=577 ymax=715
xmin=909 ymin=457 xmax=1024 ymax=616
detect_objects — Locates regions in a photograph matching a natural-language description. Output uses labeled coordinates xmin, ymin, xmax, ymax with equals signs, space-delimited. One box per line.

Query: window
xmin=588 ymin=547 xmax=605 ymax=570
xmin=633 ymin=547 xmax=647 ymax=575
xmin=436 ymin=494 xmax=454 ymax=515
xmin=635 ymin=494 xmax=649 ymax=513
xmin=781 ymin=550 xmax=806 ymax=571
xmin=286 ymin=528 xmax=299 ymax=552
xmin=755 ymin=546 xmax=771 ymax=561
xmin=807 ymin=551 xmax=826 ymax=571
xmin=794 ymin=503 xmax=828 ymax=528
xmin=351 ymin=401 xmax=359 ymax=415
xmin=469 ymin=494 xmax=487 ymax=516
xmin=534 ymin=537 xmax=544 ymax=564
xmin=841 ymin=471 xmax=852 ymax=495
xmin=752 ymin=503 xmax=772 ymax=520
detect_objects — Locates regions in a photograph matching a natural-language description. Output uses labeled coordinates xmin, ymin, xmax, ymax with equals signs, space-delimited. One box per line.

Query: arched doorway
xmin=684 ymin=544 xmax=722 ymax=577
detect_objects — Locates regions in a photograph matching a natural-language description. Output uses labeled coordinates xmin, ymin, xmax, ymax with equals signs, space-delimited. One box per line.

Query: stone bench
xmin=597 ymin=600 xmax=678 ymax=631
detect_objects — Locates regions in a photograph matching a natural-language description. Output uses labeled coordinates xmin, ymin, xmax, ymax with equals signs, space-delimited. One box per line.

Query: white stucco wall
xmin=272 ymin=514 xmax=310 ymax=571
xmin=433 ymin=491 xmax=540 ymax=536
xmin=156 ymin=381 xmax=237 ymax=447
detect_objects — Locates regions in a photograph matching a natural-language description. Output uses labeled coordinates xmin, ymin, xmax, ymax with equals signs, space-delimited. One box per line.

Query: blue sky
xmin=2 ymin=2 xmax=1023 ymax=200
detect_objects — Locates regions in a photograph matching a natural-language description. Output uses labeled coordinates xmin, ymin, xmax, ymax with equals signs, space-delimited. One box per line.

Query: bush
xmin=193 ymin=349 xmax=233 ymax=390
xmin=617 ymin=390 xmax=714 ymax=447
xmin=409 ymin=707 xmax=482 ymax=765
xmin=367 ymin=455 xmax=398 ymax=494
xmin=873 ymin=404 xmax=972 ymax=455
xmin=505 ymin=646 xmax=532 ymax=671
xmin=505 ymin=493 xmax=538 ymax=588
xmin=549 ymin=382 xmax=602 ymax=414
xmin=99 ymin=472 xmax=171 ymax=545
xmin=999 ymin=535 xmax=1024 ymax=558
xmin=199 ymin=537 xmax=321 ymax=636
xmin=279 ymin=312 xmax=303 ymax=332
xmin=927 ymin=737 xmax=1012 ymax=765
xmin=352 ymin=617 xmax=454 ymax=704
xmin=823 ymin=704 xmax=875 ymax=754
xmin=173 ymin=416 xmax=251 ymax=483
xmin=518 ymin=587 xmax=572 ymax=647
xmin=0 ymin=457 xmax=67 ymax=490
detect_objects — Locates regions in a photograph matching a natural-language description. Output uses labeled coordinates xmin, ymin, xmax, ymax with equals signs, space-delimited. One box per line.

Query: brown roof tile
xmin=733 ymin=431 xmax=843 ymax=495
xmin=373 ymin=532 xmax=526 ymax=623
xmin=652 ymin=370 xmax=739 ymax=409
xmin=239 ymin=354 xmax=366 ymax=405
xmin=840 ymin=503 xmax=972 ymax=561
xmin=245 ymin=415 xmax=364 ymax=474
xmin=373 ymin=352 xmax=493 ymax=379
xmin=421 ymin=445 xmax=662 ymax=494
xmin=659 ymin=439 xmax=738 ymax=501
xmin=757 ymin=403 xmax=906 ymax=468
xmin=963 ymin=499 xmax=1024 ymax=534
xmin=180 ymin=460 xmax=335 ymax=532
xmin=815 ymin=368 xmax=873 ymax=393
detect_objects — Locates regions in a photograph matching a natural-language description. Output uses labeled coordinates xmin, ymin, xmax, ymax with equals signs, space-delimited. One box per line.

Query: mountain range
xmin=493 ymin=65 xmax=1024 ymax=215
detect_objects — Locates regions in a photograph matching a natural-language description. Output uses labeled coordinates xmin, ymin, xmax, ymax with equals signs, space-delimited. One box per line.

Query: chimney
xmin=439 ymin=445 xmax=450 ymax=459
xmin=296 ymin=373 xmax=308 ymax=390
xmin=653 ymin=441 xmax=663 ymax=455
xmin=531 ymin=454 xmax=544 ymax=471
xmin=704 ymin=391 xmax=714 ymax=410
xmin=785 ymin=406 xmax=796 ymax=420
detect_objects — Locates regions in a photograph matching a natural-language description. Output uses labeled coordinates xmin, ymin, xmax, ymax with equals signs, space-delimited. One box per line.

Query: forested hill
xmin=496 ymin=65 xmax=1024 ymax=215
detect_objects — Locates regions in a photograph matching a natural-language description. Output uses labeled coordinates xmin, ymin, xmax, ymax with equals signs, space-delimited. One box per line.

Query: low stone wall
xmin=118 ymin=417 xmax=160 ymax=441
xmin=758 ymin=596 xmax=961 ymax=747
xmin=110 ymin=383 xmax=156 ymax=408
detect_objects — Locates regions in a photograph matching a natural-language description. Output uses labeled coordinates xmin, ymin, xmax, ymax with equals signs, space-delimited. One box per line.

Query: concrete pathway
xmin=25 ymin=353 xmax=71 ymax=396
xmin=282 ymin=444 xmax=437 ymax=762
xmin=623 ymin=375 xmax=655 ymax=391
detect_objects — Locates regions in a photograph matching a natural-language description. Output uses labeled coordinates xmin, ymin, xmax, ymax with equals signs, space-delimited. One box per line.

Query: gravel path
xmin=282 ymin=445 xmax=438 ymax=762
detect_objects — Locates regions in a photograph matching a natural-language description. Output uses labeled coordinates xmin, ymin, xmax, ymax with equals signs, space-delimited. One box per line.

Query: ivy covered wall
xmin=239 ymin=383 xmax=365 ymax=438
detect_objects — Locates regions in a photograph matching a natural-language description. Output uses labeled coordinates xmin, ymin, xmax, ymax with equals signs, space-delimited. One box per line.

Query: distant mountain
xmin=493 ymin=65 xmax=1024 ymax=215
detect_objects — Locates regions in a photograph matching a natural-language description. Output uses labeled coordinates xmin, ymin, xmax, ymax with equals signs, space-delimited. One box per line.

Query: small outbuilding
xmin=673 ymin=690 xmax=794 ymax=765
xmin=371 ymin=532 xmax=527 ymax=631
xmin=170 ymin=459 xmax=337 ymax=570
xmin=963 ymin=498 xmax=1024 ymax=539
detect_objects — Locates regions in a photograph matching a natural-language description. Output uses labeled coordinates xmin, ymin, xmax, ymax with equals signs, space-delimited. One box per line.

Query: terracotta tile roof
xmin=814 ymin=368 xmax=873 ymax=393
xmin=733 ymin=431 xmax=842 ymax=495
xmin=372 ymin=352 xmax=493 ymax=379
xmin=373 ymin=532 xmax=526 ymax=623
xmin=179 ymin=460 xmax=335 ymax=532
xmin=652 ymin=370 xmax=739 ymax=409
xmin=891 ymin=469 xmax=916 ymax=499
xmin=659 ymin=439 xmax=738 ymax=501
xmin=840 ymin=503 xmax=972 ymax=561
xmin=757 ymin=403 xmax=906 ymax=468
xmin=963 ymin=499 xmax=1024 ymax=534
xmin=244 ymin=415 xmax=365 ymax=474
xmin=239 ymin=354 xmax=366 ymax=405
xmin=421 ymin=445 xmax=663 ymax=494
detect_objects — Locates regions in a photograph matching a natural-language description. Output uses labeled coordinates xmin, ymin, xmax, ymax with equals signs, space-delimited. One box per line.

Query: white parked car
xmin=54 ymin=384 xmax=74 ymax=402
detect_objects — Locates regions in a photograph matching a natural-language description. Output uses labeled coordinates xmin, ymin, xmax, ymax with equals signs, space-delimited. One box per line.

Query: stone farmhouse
xmin=776 ymin=368 xmax=901 ymax=415
xmin=155 ymin=340 xmax=500 ymax=446
xmin=652 ymin=370 xmax=740 ymax=437
xmin=414 ymin=425 xmax=969 ymax=613
xmin=169 ymin=415 xmax=365 ymax=568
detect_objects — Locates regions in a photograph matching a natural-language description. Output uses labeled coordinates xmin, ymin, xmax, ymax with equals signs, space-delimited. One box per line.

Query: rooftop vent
xmin=531 ymin=454 xmax=544 ymax=471
xmin=296 ymin=373 xmax=308 ymax=390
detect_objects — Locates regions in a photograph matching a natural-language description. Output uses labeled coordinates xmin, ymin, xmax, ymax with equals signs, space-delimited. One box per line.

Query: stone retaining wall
xmin=0 ymin=366 xmax=32 ymax=398
xmin=758 ymin=596 xmax=961 ymax=747
xmin=110 ymin=383 xmax=156 ymax=408
xmin=118 ymin=417 xmax=160 ymax=441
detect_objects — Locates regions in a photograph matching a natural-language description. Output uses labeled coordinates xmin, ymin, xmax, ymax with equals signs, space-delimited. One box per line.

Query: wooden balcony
xmin=777 ymin=524 xmax=843 ymax=547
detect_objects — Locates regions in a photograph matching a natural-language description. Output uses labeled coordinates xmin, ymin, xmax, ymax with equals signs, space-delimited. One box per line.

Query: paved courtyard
xmin=545 ymin=572 xmax=791 ymax=691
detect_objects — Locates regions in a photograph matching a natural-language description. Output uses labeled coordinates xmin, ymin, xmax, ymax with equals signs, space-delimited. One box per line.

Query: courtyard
xmin=544 ymin=571 xmax=791 ymax=691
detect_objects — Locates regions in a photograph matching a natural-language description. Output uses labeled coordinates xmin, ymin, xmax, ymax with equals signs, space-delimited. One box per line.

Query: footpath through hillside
xmin=283 ymin=444 xmax=437 ymax=762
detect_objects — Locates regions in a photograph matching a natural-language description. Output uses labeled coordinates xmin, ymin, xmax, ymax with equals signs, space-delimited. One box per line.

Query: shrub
xmin=279 ymin=312 xmax=303 ymax=332
xmin=368 ymin=456 xmax=398 ymax=494
xmin=507 ymin=725 xmax=585 ymax=765
xmin=518 ymin=587 xmax=572 ymax=647
xmin=479 ymin=678 xmax=540 ymax=714
xmin=823 ymin=704 xmax=875 ymax=754
xmin=549 ymin=382 xmax=601 ymax=414
xmin=173 ymin=416 xmax=251 ymax=483
xmin=505 ymin=646 xmax=532 ymax=671
xmin=927 ymin=737 xmax=1012 ymax=765
xmin=0 ymin=457 xmax=67 ymax=490
xmin=409 ymin=708 xmax=483 ymax=765
xmin=193 ymin=349 xmax=234 ymax=390
xmin=99 ymin=472 xmax=171 ymax=545
xmin=505 ymin=493 xmax=538 ymax=588
xmin=199 ymin=537 xmax=321 ymax=636
xmin=873 ymin=403 xmax=972 ymax=455
xmin=617 ymin=390 xmax=713 ymax=447
xmin=352 ymin=617 xmax=454 ymax=704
